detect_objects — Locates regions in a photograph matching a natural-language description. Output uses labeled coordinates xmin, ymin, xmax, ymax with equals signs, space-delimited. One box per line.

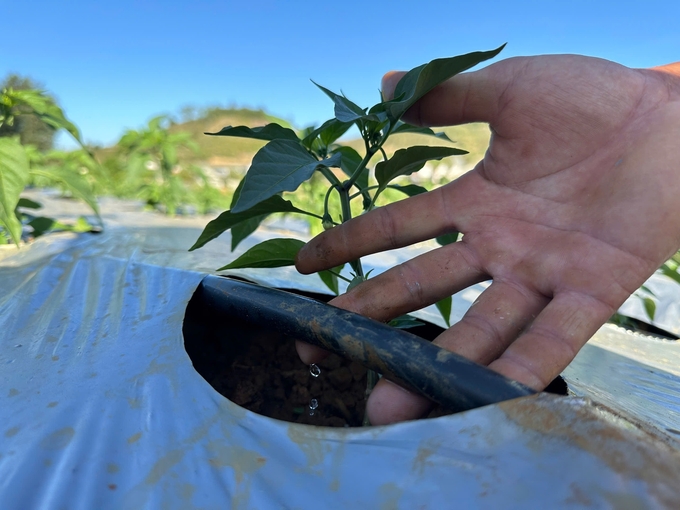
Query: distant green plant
xmin=191 ymin=46 xmax=507 ymax=332
xmin=0 ymin=87 xmax=99 ymax=245
xmin=116 ymin=115 xmax=208 ymax=215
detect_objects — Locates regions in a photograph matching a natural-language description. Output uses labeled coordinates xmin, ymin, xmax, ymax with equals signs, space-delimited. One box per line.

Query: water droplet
xmin=308 ymin=398 xmax=319 ymax=416
xmin=309 ymin=364 xmax=321 ymax=378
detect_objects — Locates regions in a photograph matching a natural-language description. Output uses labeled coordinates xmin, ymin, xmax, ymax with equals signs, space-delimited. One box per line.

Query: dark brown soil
xmin=184 ymin=279 xmax=568 ymax=428
xmin=206 ymin=330 xmax=371 ymax=427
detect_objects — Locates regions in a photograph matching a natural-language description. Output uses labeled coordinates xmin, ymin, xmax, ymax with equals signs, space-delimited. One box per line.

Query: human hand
xmin=295 ymin=55 xmax=680 ymax=425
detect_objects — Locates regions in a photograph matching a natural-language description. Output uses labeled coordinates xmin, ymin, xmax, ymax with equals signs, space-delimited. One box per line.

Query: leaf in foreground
xmin=436 ymin=296 xmax=452 ymax=328
xmin=375 ymin=145 xmax=467 ymax=188
xmin=190 ymin=195 xmax=318 ymax=251
xmin=218 ymin=238 xmax=305 ymax=270
xmin=318 ymin=264 xmax=345 ymax=296
xmin=205 ymin=124 xmax=299 ymax=142
xmin=312 ymin=81 xmax=379 ymax=124
xmin=232 ymin=139 xmax=341 ymax=213
xmin=391 ymin=122 xmax=453 ymax=142
xmin=389 ymin=315 xmax=425 ymax=329
xmin=30 ymin=167 xmax=101 ymax=220
xmin=386 ymin=45 xmax=505 ymax=122
xmin=0 ymin=137 xmax=30 ymax=245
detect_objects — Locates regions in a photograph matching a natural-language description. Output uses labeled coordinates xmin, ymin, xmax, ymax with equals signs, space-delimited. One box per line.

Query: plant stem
xmin=337 ymin=184 xmax=364 ymax=278
xmin=327 ymin=270 xmax=352 ymax=283
xmin=343 ymin=146 xmax=377 ymax=191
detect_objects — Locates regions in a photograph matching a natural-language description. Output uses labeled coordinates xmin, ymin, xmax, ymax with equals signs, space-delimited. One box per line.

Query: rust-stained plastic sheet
xmin=1 ymin=197 xmax=680 ymax=508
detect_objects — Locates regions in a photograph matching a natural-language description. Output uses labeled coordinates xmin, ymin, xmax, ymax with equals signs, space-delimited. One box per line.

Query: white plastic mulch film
xmin=1 ymin=205 xmax=680 ymax=508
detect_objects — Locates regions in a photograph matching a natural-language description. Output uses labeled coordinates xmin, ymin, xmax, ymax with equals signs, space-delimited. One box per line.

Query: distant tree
xmin=0 ymin=74 xmax=57 ymax=151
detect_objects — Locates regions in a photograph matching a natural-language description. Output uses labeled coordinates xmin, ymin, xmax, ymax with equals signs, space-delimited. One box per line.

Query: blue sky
xmin=3 ymin=0 xmax=679 ymax=149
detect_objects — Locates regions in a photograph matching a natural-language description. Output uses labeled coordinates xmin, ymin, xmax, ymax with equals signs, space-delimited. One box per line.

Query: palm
xmin=296 ymin=55 xmax=680 ymax=424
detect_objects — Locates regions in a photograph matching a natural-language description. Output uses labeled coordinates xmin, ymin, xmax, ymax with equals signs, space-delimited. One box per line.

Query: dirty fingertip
xmin=295 ymin=340 xmax=330 ymax=365
xmin=366 ymin=378 xmax=433 ymax=425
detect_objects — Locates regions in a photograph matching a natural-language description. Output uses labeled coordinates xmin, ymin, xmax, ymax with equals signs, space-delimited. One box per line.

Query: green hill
xmin=99 ymin=106 xmax=490 ymax=175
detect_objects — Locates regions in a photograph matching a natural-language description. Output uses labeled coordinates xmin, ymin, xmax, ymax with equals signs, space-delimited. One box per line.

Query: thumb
xmin=381 ymin=71 xmax=406 ymax=101
xmin=380 ymin=60 xmax=511 ymax=127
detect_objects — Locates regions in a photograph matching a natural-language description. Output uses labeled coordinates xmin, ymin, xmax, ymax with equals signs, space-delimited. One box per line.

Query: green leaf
xmin=301 ymin=118 xmax=352 ymax=149
xmin=231 ymin=139 xmax=341 ymax=213
xmin=217 ymin=238 xmax=305 ymax=270
xmin=391 ymin=122 xmax=453 ymax=142
xmin=318 ymin=265 xmax=345 ymax=296
xmin=29 ymin=167 xmax=100 ymax=219
xmin=386 ymin=46 xmax=505 ymax=121
xmin=347 ymin=274 xmax=365 ymax=292
xmin=28 ymin=216 xmax=56 ymax=237
xmin=206 ymin=123 xmax=299 ymax=142
xmin=638 ymin=284 xmax=656 ymax=298
xmin=436 ymin=296 xmax=452 ymax=327
xmin=436 ymin=232 xmax=459 ymax=246
xmin=312 ymin=81 xmax=378 ymax=123
xmin=389 ymin=183 xmax=429 ymax=197
xmin=17 ymin=197 xmax=42 ymax=209
xmin=375 ymin=146 xmax=467 ymax=188
xmin=9 ymin=89 xmax=84 ymax=144
xmin=661 ymin=265 xmax=680 ymax=285
xmin=389 ymin=315 xmax=425 ymax=330
xmin=333 ymin=146 xmax=369 ymax=191
xmin=190 ymin=195 xmax=318 ymax=251
xmin=642 ymin=297 xmax=656 ymax=322
xmin=0 ymin=137 xmax=30 ymax=245
xmin=231 ymin=215 xmax=267 ymax=251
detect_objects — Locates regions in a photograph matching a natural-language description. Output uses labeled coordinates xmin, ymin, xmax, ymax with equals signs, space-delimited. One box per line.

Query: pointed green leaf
xmin=17 ymin=197 xmax=42 ymax=209
xmin=389 ymin=314 xmax=425 ymax=330
xmin=318 ymin=265 xmax=345 ymax=296
xmin=27 ymin=216 xmax=56 ymax=237
xmin=231 ymin=215 xmax=267 ymax=251
xmin=436 ymin=296 xmax=452 ymax=327
xmin=0 ymin=137 xmax=30 ymax=245
xmin=661 ymin=265 xmax=680 ymax=285
xmin=301 ymin=118 xmax=352 ymax=149
xmin=190 ymin=195 xmax=319 ymax=251
xmin=333 ymin=146 xmax=369 ymax=191
xmin=389 ymin=183 xmax=429 ymax=197
xmin=386 ymin=46 xmax=505 ymax=121
xmin=30 ymin=167 xmax=100 ymax=219
xmin=391 ymin=122 xmax=453 ymax=142
xmin=206 ymin=123 xmax=299 ymax=142
xmin=312 ymin=81 xmax=379 ymax=123
xmin=642 ymin=297 xmax=656 ymax=321
xmin=9 ymin=89 xmax=83 ymax=143
xmin=217 ymin=238 xmax=305 ymax=270
xmin=436 ymin=232 xmax=460 ymax=246
xmin=375 ymin=146 xmax=467 ymax=188
xmin=232 ymin=139 xmax=341 ymax=213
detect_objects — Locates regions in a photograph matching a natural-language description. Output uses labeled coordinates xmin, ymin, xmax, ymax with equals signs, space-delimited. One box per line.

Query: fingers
xmin=431 ymin=280 xmax=549 ymax=364
xmin=366 ymin=280 xmax=548 ymax=425
xmin=381 ymin=59 xmax=516 ymax=127
xmin=367 ymin=379 xmax=432 ymax=426
xmin=297 ymin=240 xmax=487 ymax=365
xmin=329 ymin=241 xmax=486 ymax=322
xmin=296 ymin=176 xmax=479 ymax=275
xmin=489 ymin=291 xmax=615 ymax=389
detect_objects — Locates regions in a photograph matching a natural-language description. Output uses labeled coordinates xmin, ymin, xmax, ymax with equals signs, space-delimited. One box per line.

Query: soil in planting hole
xmin=183 ymin=278 xmax=568 ymax=427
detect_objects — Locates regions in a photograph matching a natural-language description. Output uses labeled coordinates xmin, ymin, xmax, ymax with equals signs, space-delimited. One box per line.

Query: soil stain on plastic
xmin=40 ymin=427 xmax=75 ymax=449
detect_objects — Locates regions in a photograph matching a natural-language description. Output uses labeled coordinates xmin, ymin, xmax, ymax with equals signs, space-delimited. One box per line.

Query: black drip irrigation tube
xmin=192 ymin=275 xmax=536 ymax=414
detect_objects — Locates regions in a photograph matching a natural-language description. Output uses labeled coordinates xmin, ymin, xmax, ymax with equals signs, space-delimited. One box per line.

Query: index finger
xmin=295 ymin=184 xmax=457 ymax=274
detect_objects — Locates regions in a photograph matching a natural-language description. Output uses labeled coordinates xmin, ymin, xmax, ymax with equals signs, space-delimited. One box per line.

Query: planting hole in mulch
xmin=183 ymin=279 xmax=567 ymax=427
